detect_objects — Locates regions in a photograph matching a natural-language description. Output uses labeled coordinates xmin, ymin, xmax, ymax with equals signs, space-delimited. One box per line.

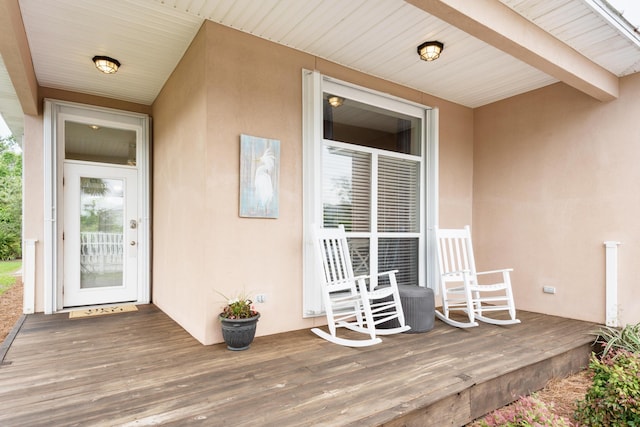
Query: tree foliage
xmin=0 ymin=136 xmax=22 ymax=260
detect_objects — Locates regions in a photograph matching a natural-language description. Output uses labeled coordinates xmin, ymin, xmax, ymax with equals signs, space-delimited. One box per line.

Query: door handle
xmin=130 ymin=241 xmax=136 ymax=246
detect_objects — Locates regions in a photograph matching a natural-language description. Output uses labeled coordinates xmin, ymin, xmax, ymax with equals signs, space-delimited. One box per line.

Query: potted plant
xmin=218 ymin=292 xmax=260 ymax=351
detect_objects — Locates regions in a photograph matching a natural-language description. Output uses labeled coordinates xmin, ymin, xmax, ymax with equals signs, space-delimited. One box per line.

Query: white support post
xmin=23 ymin=239 xmax=38 ymax=314
xmin=604 ymin=241 xmax=621 ymax=327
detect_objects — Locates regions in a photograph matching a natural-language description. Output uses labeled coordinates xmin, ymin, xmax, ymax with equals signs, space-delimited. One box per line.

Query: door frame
xmin=43 ymin=99 xmax=151 ymax=313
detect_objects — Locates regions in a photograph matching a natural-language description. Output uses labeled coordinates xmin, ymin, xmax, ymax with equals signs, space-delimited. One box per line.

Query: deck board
xmin=0 ymin=305 xmax=596 ymax=426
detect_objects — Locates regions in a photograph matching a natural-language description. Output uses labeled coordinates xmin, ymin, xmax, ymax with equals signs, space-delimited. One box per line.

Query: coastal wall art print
xmin=239 ymin=134 xmax=280 ymax=218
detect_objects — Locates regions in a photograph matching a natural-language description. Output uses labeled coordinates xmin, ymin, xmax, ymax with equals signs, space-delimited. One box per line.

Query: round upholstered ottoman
xmin=378 ymin=285 xmax=435 ymax=333
xmin=397 ymin=285 xmax=435 ymax=333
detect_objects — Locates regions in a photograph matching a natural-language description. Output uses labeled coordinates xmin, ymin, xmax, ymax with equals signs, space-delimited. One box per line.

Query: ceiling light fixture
xmin=327 ymin=96 xmax=344 ymax=107
xmin=92 ymin=55 xmax=121 ymax=74
xmin=417 ymin=41 xmax=444 ymax=61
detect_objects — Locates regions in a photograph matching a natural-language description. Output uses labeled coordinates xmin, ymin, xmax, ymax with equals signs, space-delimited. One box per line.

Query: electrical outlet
xmin=255 ymin=294 xmax=266 ymax=303
xmin=543 ymin=286 xmax=556 ymax=294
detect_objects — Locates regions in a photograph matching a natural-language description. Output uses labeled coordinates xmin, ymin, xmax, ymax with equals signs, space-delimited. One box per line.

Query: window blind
xmin=378 ymin=238 xmax=419 ymax=287
xmin=322 ymin=146 xmax=371 ymax=232
xmin=377 ymin=156 xmax=420 ymax=233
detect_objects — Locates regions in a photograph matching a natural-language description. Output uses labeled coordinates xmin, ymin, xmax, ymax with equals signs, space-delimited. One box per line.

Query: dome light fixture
xmin=327 ymin=96 xmax=344 ymax=107
xmin=417 ymin=41 xmax=444 ymax=61
xmin=92 ymin=55 xmax=121 ymax=74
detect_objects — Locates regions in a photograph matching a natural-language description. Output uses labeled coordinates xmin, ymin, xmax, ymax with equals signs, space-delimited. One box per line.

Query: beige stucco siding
xmin=151 ymin=25 xmax=209 ymax=342
xmin=473 ymin=74 xmax=640 ymax=326
xmin=152 ymin=21 xmax=474 ymax=345
xmin=22 ymin=114 xmax=44 ymax=310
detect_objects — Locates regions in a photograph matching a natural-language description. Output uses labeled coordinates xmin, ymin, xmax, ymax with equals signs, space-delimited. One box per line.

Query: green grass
xmin=0 ymin=260 xmax=21 ymax=295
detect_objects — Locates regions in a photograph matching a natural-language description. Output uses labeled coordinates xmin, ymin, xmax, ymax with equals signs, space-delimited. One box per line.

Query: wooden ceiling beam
xmin=0 ymin=0 xmax=38 ymax=117
xmin=407 ymin=0 xmax=619 ymax=101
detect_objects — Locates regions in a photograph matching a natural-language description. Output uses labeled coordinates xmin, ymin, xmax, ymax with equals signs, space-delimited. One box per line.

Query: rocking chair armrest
xmin=354 ymin=270 xmax=400 ymax=292
xmin=476 ymin=268 xmax=513 ymax=276
xmin=353 ymin=270 xmax=400 ymax=282
xmin=442 ymin=269 xmax=472 ymax=277
xmin=376 ymin=270 xmax=399 ymax=278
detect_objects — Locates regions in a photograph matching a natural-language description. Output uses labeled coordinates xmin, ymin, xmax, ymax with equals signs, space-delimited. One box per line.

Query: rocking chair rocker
xmin=311 ymin=225 xmax=410 ymax=347
xmin=435 ymin=225 xmax=520 ymax=328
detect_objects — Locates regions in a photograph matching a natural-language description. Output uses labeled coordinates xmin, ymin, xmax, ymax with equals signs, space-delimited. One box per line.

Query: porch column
xmin=604 ymin=241 xmax=621 ymax=327
xmin=22 ymin=238 xmax=38 ymax=314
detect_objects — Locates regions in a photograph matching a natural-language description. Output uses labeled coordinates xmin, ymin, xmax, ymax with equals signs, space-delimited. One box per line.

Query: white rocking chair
xmin=435 ymin=225 xmax=520 ymax=328
xmin=311 ymin=225 xmax=410 ymax=347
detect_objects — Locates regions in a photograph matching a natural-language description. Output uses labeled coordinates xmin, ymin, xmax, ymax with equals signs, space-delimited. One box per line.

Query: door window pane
xmin=66 ymin=121 xmax=137 ymax=165
xmin=378 ymin=156 xmax=420 ymax=232
xmin=347 ymin=238 xmax=370 ymax=277
xmin=322 ymin=146 xmax=371 ymax=232
xmin=379 ymin=238 xmax=419 ymax=287
xmin=304 ymin=76 xmax=428 ymax=316
xmin=322 ymin=122 xmax=423 ymax=287
xmin=321 ymin=144 xmax=423 ymax=286
xmin=323 ymin=93 xmax=421 ymax=156
xmin=80 ymin=177 xmax=124 ymax=288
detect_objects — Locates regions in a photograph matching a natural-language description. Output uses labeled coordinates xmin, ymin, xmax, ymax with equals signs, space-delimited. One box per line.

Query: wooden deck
xmin=0 ymin=305 xmax=596 ymax=426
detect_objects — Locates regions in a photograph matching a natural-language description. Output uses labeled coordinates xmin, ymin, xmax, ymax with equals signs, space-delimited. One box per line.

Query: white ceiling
xmin=2 ymin=0 xmax=640 ymax=138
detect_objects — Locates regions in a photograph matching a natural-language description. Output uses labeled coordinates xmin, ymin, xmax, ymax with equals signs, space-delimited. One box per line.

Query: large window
xmin=303 ymin=71 xmax=438 ymax=316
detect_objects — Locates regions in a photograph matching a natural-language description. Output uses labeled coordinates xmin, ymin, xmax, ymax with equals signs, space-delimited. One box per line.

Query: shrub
xmin=471 ymin=395 xmax=570 ymax=427
xmin=0 ymin=231 xmax=20 ymax=261
xmin=592 ymin=322 xmax=640 ymax=357
xmin=574 ymin=349 xmax=640 ymax=426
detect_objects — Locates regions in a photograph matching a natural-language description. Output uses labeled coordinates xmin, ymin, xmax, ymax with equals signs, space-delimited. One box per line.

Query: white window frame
xmin=302 ymin=70 xmax=439 ymax=316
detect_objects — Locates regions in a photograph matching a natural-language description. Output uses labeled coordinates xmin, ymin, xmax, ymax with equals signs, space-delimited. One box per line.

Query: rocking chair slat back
xmin=318 ymin=229 xmax=355 ymax=291
xmin=438 ymin=228 xmax=475 ymax=282
xmin=434 ymin=225 xmax=520 ymax=328
xmin=310 ymin=225 xmax=410 ymax=346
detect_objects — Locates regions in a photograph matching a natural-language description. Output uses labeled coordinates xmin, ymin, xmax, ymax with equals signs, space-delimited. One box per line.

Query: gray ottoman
xmin=378 ymin=285 xmax=435 ymax=333
xmin=398 ymin=285 xmax=435 ymax=333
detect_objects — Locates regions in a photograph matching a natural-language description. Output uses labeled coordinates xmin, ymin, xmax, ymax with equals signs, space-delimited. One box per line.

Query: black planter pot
xmin=219 ymin=313 xmax=260 ymax=351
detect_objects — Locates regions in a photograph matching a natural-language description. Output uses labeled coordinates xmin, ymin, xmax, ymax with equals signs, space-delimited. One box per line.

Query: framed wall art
xmin=239 ymin=134 xmax=280 ymax=218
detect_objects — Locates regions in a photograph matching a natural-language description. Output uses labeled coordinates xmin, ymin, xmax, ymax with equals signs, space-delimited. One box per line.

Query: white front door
xmin=44 ymin=100 xmax=150 ymax=314
xmin=63 ymin=162 xmax=139 ymax=307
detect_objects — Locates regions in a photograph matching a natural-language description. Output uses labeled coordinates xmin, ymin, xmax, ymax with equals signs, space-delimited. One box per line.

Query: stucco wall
xmin=473 ymin=74 xmax=640 ymax=326
xmin=22 ymin=114 xmax=44 ymax=310
xmin=151 ymin=23 xmax=209 ymax=342
xmin=152 ymin=21 xmax=474 ymax=345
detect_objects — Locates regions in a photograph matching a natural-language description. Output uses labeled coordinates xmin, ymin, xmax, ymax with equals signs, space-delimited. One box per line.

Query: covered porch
xmin=0 ymin=305 xmax=595 ymax=426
